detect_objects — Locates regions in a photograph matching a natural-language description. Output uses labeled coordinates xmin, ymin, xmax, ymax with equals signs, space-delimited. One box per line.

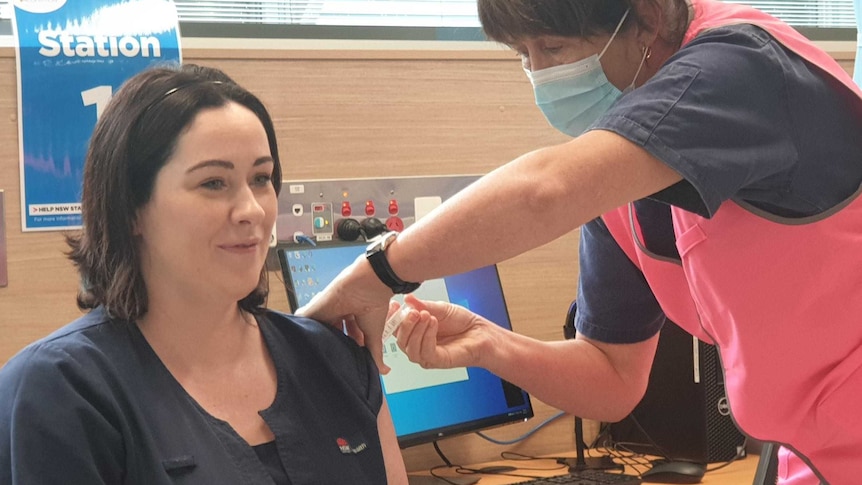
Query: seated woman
xmin=0 ymin=63 xmax=407 ymax=485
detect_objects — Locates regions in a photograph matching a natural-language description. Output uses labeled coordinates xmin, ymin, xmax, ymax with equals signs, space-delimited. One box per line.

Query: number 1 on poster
xmin=81 ymin=85 xmax=113 ymax=120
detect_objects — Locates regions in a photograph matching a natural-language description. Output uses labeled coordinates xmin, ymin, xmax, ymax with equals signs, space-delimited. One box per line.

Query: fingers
xmin=342 ymin=315 xmax=365 ymax=346
xmin=367 ymin=336 xmax=391 ymax=375
xmin=359 ymin=304 xmax=392 ymax=374
xmin=387 ymin=300 xmax=401 ymax=319
xmin=296 ymin=295 xmax=344 ymax=330
xmin=298 ymin=293 xmax=392 ymax=374
xmin=396 ymin=308 xmax=443 ymax=369
xmin=402 ymin=294 xmax=425 ymax=311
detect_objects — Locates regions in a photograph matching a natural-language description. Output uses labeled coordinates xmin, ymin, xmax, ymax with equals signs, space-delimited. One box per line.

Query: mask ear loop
xmin=627 ymin=45 xmax=650 ymax=90
xmin=598 ymin=8 xmax=632 ymax=59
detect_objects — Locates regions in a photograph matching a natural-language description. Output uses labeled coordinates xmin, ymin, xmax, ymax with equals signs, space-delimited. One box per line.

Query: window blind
xmin=0 ymin=1 xmax=857 ymax=30
xmin=726 ymin=1 xmax=855 ymax=27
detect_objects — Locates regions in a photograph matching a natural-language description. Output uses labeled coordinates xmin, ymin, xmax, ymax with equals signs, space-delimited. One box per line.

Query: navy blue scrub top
xmin=0 ymin=307 xmax=386 ymax=484
xmin=576 ymin=25 xmax=862 ymax=344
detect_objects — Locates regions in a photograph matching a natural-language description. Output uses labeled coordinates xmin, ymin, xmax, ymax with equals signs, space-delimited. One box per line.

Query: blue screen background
xmin=279 ymin=244 xmax=533 ymax=445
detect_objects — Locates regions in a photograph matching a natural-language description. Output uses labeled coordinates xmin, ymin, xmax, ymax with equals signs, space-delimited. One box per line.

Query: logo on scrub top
xmin=336 ymin=437 xmax=367 ymax=454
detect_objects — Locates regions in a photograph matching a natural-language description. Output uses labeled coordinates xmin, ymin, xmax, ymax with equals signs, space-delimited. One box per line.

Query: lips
xmin=219 ymin=239 xmax=262 ymax=251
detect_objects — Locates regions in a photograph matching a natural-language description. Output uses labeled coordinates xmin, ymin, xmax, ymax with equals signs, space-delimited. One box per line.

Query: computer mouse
xmin=640 ymin=460 xmax=707 ymax=484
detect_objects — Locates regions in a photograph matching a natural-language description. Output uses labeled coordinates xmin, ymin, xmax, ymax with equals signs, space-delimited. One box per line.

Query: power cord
xmin=425 ymin=424 xmax=573 ymax=483
xmin=426 ymin=441 xmax=464 ymax=485
xmin=595 ymin=416 xmax=748 ymax=477
xmin=475 ymin=410 xmax=567 ymax=445
xmin=705 ymin=437 xmax=748 ymax=472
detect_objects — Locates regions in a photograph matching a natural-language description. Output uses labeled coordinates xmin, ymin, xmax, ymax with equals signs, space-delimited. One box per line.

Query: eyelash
xmin=201 ymin=179 xmax=226 ymax=190
xmin=513 ymin=42 xmax=564 ymax=57
xmin=253 ymin=173 xmax=273 ymax=186
xmin=200 ymin=172 xmax=273 ymax=191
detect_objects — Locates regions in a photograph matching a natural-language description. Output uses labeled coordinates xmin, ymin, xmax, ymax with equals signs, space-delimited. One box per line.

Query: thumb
xmin=404 ymin=294 xmax=450 ymax=319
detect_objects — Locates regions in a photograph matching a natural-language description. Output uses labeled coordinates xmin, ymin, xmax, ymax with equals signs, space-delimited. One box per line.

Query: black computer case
xmin=607 ymin=320 xmax=747 ymax=463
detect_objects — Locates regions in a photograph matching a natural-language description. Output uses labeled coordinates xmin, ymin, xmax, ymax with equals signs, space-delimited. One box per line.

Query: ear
xmin=132 ymin=212 xmax=142 ymax=236
xmin=631 ymin=0 xmax=663 ymax=48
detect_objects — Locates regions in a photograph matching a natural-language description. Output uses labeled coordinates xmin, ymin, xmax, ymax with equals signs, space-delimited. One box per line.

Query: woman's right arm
xmin=299 ymin=130 xmax=681 ymax=369
xmin=395 ymin=296 xmax=660 ymax=422
xmin=0 ymin=345 xmax=123 ymax=484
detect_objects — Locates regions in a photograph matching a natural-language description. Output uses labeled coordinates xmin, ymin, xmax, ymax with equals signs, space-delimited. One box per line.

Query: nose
xmin=232 ymin=185 xmax=267 ymax=225
xmin=523 ymin=48 xmax=554 ymax=72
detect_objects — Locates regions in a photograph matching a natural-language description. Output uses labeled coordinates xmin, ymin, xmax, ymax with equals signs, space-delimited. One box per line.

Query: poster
xmin=13 ymin=0 xmax=182 ymax=231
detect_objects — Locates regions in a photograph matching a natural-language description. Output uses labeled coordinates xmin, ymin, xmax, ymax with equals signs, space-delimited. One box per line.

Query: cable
xmin=425 ymin=431 xmax=570 ymax=483
xmin=294 ymin=233 xmax=316 ymax=246
xmin=622 ymin=413 xmax=673 ymax=461
xmin=432 ymin=440 xmax=453 ymax=467
xmin=705 ymin=437 xmax=748 ymax=472
xmin=425 ymin=441 xmax=465 ymax=485
xmin=474 ymin=410 xmax=567 ymax=445
xmin=428 ymin=465 xmax=465 ymax=485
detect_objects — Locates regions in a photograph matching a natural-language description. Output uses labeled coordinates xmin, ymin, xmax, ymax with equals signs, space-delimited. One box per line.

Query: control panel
xmin=275 ymin=175 xmax=480 ymax=247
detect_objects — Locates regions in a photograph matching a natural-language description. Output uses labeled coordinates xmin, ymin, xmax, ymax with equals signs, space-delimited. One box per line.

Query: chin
xmin=226 ymin=278 xmax=263 ymax=301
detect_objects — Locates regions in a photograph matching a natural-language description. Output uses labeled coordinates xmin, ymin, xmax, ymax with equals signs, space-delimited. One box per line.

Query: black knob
xmin=360 ymin=217 xmax=387 ymax=239
xmin=335 ymin=218 xmax=362 ymax=241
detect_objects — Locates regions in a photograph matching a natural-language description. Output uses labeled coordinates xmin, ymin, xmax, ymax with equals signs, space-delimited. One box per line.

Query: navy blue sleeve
xmin=575 ymin=218 xmax=666 ymax=344
xmin=352 ymin=339 xmax=382 ymax=414
xmin=0 ymin=344 xmax=124 ymax=485
xmin=594 ymin=25 xmax=801 ymax=217
xmin=316 ymin=321 xmax=382 ymax=414
xmin=273 ymin=312 xmax=382 ymax=415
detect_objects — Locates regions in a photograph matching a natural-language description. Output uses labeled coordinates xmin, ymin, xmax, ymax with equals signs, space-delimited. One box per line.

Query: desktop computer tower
xmin=607 ymin=320 xmax=746 ymax=463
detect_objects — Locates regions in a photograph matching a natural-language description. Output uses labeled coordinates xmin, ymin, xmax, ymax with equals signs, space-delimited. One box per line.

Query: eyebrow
xmin=186 ymin=157 xmax=274 ymax=174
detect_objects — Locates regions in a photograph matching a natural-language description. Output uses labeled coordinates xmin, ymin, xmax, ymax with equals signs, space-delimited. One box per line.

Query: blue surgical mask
xmin=526 ymin=9 xmax=645 ymax=136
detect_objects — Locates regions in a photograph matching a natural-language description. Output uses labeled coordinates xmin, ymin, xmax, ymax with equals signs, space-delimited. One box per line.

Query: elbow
xmin=520 ymin=174 xmax=569 ymax=218
xmin=599 ymin=396 xmax=643 ymax=423
xmin=593 ymin=374 xmax=651 ymax=423
xmin=515 ymin=148 xmax=572 ymax=215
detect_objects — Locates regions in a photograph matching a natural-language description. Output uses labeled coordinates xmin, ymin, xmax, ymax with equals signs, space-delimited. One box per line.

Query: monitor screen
xmin=277 ymin=243 xmax=534 ymax=448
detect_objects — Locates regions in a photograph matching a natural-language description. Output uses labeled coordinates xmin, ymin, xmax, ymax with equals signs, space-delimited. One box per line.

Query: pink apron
xmin=601 ymin=1 xmax=862 ymax=483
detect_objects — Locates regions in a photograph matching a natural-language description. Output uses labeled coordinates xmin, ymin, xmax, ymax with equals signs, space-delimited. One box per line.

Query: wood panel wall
xmin=0 ymin=45 xmax=855 ymax=473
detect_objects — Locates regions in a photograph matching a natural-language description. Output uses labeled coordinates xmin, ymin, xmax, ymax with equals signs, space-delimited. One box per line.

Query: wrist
xmin=473 ymin=319 xmax=505 ymax=369
xmin=365 ymin=231 xmax=421 ymax=294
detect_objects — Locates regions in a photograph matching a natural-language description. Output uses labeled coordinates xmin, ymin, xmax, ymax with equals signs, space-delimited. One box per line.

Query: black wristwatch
xmin=365 ymin=231 xmax=421 ymax=294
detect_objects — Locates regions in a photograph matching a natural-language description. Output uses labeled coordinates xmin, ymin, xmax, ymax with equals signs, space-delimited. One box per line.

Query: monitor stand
xmin=407 ymin=474 xmax=480 ymax=485
xmin=568 ymin=416 xmax=618 ymax=471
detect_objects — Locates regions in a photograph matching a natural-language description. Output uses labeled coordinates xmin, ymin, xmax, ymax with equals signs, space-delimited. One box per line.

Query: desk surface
xmin=409 ymin=451 xmax=757 ymax=484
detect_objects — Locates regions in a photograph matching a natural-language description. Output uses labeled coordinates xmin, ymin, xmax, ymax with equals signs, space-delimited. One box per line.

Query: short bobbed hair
xmin=477 ymin=0 xmax=689 ymax=48
xmin=67 ymin=64 xmax=282 ymax=323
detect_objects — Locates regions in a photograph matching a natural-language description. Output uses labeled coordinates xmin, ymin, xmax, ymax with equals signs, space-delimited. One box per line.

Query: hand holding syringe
xmin=382 ymin=302 xmax=414 ymax=341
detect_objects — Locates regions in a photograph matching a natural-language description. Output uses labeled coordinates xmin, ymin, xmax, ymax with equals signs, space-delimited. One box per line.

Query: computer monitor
xmin=277 ymin=242 xmax=534 ymax=448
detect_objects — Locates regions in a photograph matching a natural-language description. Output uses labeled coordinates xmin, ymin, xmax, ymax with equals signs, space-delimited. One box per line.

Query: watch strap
xmin=366 ymin=232 xmax=421 ymax=294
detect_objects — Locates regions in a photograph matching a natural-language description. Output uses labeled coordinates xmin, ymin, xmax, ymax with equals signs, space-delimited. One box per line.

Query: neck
xmin=137 ymin=296 xmax=260 ymax=372
xmin=642 ymin=36 xmax=680 ymax=80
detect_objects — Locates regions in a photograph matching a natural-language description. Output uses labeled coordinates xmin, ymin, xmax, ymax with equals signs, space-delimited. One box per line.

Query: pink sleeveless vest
xmin=601 ymin=1 xmax=862 ymax=483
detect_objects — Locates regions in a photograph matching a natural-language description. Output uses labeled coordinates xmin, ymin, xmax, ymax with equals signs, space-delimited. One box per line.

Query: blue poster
xmin=13 ymin=0 xmax=181 ymax=231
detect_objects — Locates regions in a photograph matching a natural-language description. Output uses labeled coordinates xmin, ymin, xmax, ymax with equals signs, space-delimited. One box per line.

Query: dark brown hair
xmin=477 ymin=0 xmax=689 ymax=48
xmin=66 ymin=63 xmax=282 ymax=323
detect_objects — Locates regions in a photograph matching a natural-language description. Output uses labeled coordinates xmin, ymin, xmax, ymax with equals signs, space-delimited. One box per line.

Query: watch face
xmin=367 ymin=231 xmax=396 ymax=253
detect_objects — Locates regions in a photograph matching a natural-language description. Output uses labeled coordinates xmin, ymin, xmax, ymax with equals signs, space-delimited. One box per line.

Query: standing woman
xmin=299 ymin=1 xmax=862 ymax=484
xmin=0 ymin=64 xmax=407 ymax=484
